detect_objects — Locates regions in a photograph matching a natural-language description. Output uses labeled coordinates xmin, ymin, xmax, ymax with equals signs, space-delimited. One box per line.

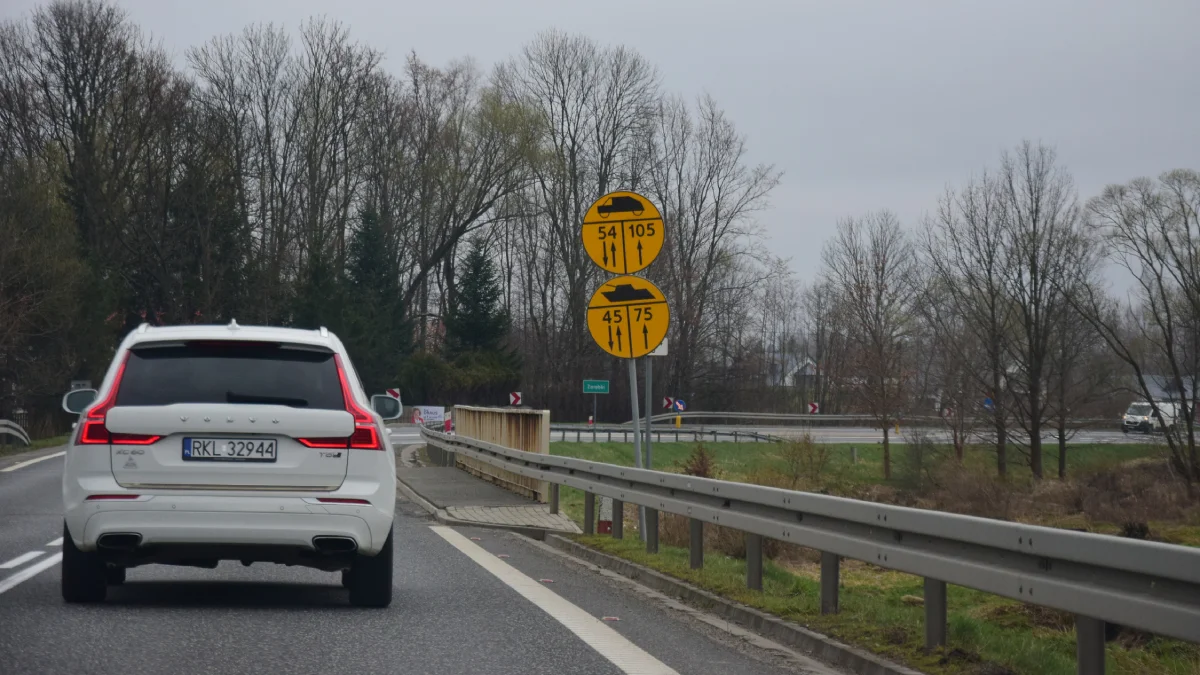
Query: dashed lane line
xmin=0 ymin=551 xmax=45 ymax=569
xmin=0 ymin=553 xmax=61 ymax=595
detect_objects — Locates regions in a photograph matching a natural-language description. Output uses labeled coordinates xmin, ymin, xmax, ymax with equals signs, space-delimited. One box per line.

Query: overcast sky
xmin=5 ymin=0 xmax=1198 ymax=290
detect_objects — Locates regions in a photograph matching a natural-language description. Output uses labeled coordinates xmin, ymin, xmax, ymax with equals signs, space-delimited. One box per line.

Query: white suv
xmin=60 ymin=322 xmax=401 ymax=606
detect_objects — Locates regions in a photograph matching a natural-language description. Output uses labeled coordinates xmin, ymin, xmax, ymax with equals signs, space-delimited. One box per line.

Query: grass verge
xmin=0 ymin=435 xmax=69 ymax=459
xmin=551 ymin=440 xmax=1200 ymax=675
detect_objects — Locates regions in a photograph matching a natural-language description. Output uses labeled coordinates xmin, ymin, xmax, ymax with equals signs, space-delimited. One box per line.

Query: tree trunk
xmin=1058 ymin=416 xmax=1068 ymax=479
xmin=882 ymin=424 xmax=891 ymax=479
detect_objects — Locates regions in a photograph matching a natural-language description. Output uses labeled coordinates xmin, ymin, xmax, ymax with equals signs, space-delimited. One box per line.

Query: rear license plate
xmin=183 ymin=438 xmax=278 ymax=462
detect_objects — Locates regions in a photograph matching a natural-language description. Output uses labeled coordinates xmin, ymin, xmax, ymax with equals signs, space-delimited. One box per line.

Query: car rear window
xmin=117 ymin=342 xmax=344 ymax=410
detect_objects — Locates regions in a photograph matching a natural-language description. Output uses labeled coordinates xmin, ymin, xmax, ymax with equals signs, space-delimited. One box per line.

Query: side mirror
xmin=63 ymin=389 xmax=98 ymax=415
xmin=371 ymin=395 xmax=402 ymax=420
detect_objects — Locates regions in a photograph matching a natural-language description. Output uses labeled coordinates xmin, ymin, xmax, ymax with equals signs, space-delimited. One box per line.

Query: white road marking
xmin=0 ymin=551 xmax=44 ymax=569
xmin=430 ymin=526 xmax=677 ymax=675
xmin=1 ymin=451 xmax=66 ymax=472
xmin=46 ymin=537 xmax=63 ymax=547
xmin=0 ymin=552 xmax=62 ymax=595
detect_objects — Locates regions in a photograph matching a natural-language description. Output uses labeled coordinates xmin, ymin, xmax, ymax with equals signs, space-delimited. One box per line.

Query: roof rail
xmin=136 ymin=323 xmax=150 ymax=334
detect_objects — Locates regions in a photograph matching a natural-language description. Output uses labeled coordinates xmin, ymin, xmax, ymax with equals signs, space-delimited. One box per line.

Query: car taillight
xmin=76 ymin=353 xmax=161 ymax=446
xmin=297 ymin=353 xmax=382 ymax=450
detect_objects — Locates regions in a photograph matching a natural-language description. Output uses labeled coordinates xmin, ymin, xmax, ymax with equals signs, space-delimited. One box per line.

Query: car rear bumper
xmin=66 ymin=495 xmax=392 ymax=556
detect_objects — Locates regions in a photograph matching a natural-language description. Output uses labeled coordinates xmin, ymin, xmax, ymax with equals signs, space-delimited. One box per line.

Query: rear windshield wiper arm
xmin=226 ymin=391 xmax=309 ymax=407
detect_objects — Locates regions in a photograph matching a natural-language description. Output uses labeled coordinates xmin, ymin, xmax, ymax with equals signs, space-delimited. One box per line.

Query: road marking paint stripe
xmin=46 ymin=537 xmax=63 ymax=547
xmin=0 ymin=552 xmax=62 ymax=595
xmin=0 ymin=551 xmax=45 ymax=569
xmin=1 ymin=451 xmax=66 ymax=472
xmin=430 ymin=526 xmax=677 ymax=675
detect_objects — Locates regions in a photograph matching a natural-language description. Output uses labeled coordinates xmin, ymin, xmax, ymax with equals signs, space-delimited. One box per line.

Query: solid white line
xmin=0 ymin=551 xmax=44 ymax=569
xmin=430 ymin=526 xmax=677 ymax=675
xmin=0 ymin=552 xmax=62 ymax=595
xmin=46 ymin=537 xmax=63 ymax=547
xmin=0 ymin=451 xmax=66 ymax=473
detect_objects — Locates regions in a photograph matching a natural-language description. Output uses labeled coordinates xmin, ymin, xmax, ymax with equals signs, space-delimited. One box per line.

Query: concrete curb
xmin=544 ymin=534 xmax=927 ymax=675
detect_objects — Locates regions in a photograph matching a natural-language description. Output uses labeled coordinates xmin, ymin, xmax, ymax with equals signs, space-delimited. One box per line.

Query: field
xmin=550 ymin=439 xmax=1200 ymax=675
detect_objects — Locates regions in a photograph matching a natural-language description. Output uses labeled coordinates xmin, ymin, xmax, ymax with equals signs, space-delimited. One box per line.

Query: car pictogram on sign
xmin=597 ymin=195 xmax=645 ymax=218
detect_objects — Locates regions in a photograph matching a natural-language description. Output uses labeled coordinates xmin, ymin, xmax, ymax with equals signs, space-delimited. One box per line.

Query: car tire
xmin=106 ymin=566 xmax=126 ymax=585
xmin=61 ymin=524 xmax=106 ymax=603
xmin=341 ymin=569 xmax=354 ymax=589
xmin=348 ymin=527 xmax=393 ymax=608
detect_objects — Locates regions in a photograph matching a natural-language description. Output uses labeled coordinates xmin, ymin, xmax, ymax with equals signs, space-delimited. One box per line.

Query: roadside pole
xmin=628 ymin=359 xmax=646 ymax=539
xmin=644 ymin=357 xmax=653 ymax=470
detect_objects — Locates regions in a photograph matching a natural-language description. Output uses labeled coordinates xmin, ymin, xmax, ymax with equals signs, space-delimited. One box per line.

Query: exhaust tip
xmin=312 ymin=536 xmax=357 ymax=554
xmin=97 ymin=533 xmax=142 ymax=551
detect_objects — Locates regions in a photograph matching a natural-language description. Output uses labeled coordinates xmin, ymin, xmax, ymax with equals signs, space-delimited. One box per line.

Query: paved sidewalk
xmin=395 ymin=445 xmax=580 ymax=535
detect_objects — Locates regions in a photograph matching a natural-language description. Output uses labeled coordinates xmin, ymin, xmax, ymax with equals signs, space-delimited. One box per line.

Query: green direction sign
xmin=583 ymin=379 xmax=610 ymax=394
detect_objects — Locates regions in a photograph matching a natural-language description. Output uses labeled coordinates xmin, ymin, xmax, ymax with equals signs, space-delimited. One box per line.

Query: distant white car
xmin=1121 ymin=400 xmax=1179 ymax=434
xmin=60 ymin=321 xmax=402 ymax=606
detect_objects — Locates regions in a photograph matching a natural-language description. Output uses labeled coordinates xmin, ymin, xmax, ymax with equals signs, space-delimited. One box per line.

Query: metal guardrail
xmin=421 ymin=427 xmax=1200 ymax=674
xmin=547 ymin=424 xmax=784 ymax=443
xmin=0 ymin=419 xmax=31 ymax=446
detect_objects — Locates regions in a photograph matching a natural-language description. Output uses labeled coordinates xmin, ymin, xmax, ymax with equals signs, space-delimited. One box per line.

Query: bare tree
xmin=645 ymin=94 xmax=781 ymax=403
xmin=1074 ymin=170 xmax=1200 ymax=492
xmin=996 ymin=141 xmax=1088 ymax=479
xmin=921 ymin=172 xmax=1015 ymax=474
xmin=821 ymin=210 xmax=919 ymax=478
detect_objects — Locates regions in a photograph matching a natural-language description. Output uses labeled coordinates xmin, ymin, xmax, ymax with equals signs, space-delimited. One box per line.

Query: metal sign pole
xmin=644 ymin=357 xmax=653 ymax=470
xmin=593 ymin=393 xmax=598 ymax=426
xmin=628 ymin=358 xmax=646 ymax=540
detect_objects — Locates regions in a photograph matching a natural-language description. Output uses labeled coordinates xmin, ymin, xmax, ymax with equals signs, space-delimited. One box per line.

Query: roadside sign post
xmin=644 ymin=357 xmax=653 ymax=470
xmin=583 ymin=380 xmax=609 ymax=427
xmin=582 ymin=190 xmax=670 ymax=544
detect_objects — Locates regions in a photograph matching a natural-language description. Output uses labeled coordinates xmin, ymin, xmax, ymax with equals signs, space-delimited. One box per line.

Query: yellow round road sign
xmin=581 ymin=191 xmax=664 ymax=274
xmin=587 ymin=276 xmax=670 ymax=359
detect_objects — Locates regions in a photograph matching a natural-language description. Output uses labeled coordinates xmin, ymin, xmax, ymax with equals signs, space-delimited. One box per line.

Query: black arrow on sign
xmin=615 ymin=326 xmax=623 ymax=352
xmin=610 ymin=243 xmax=617 ymax=268
xmin=637 ymin=241 xmax=643 ymax=265
xmin=602 ymin=241 xmax=609 ymax=266
xmin=642 ymin=324 xmax=649 ymax=349
xmin=607 ymin=326 xmax=613 ymax=350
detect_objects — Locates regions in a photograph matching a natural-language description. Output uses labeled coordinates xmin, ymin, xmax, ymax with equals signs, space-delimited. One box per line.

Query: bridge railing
xmin=625 ymin=410 xmax=1117 ymax=429
xmin=547 ymin=423 xmax=784 ymax=443
xmin=421 ymin=426 xmax=1200 ymax=675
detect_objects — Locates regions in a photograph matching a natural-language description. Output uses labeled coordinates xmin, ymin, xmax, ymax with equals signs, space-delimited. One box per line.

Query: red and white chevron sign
xmin=808 ymin=402 xmax=819 ymax=414
xmin=386 ymin=388 xmax=401 ymax=399
xmin=509 ymin=391 xmax=522 ymax=406
xmin=662 ymin=396 xmax=675 ymax=410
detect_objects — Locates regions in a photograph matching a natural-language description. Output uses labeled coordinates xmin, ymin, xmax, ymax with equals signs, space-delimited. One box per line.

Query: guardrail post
xmin=1075 ymin=616 xmax=1105 ymax=675
xmin=608 ymin=431 xmax=612 ymax=442
xmin=612 ymin=499 xmax=623 ymax=539
xmin=746 ymin=534 xmax=763 ymax=590
xmin=821 ymin=552 xmax=839 ymax=614
xmin=576 ymin=430 xmax=581 ymax=442
xmin=924 ymin=578 xmax=947 ymax=649
xmin=584 ymin=492 xmax=596 ymax=535
xmin=690 ymin=519 xmax=704 ymax=569
xmin=549 ymin=484 xmax=559 ymax=515
xmin=645 ymin=508 xmax=659 ymax=553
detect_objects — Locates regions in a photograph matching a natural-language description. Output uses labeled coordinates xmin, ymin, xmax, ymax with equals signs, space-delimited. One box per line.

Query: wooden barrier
xmin=452 ymin=405 xmax=550 ymax=501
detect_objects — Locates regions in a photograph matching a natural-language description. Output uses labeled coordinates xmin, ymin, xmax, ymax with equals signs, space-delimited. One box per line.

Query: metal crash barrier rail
xmin=421 ymin=427 xmax=1200 ymax=675
xmin=546 ymin=424 xmax=784 ymax=443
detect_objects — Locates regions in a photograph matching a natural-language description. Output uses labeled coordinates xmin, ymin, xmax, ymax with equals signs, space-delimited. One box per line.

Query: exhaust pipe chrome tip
xmin=97 ymin=533 xmax=143 ymax=551
xmin=312 ymin=536 xmax=357 ymax=554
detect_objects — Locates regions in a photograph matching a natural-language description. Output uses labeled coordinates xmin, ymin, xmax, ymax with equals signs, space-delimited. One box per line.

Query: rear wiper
xmin=226 ymin=391 xmax=309 ymax=407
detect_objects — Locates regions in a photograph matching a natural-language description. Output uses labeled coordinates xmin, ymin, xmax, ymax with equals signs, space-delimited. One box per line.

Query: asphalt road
xmin=0 ymin=448 xmax=841 ymax=675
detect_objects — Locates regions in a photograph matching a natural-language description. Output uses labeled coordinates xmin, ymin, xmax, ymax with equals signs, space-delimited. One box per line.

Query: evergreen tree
xmin=444 ymin=240 xmax=510 ymax=353
xmin=342 ymin=209 xmax=411 ymax=393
